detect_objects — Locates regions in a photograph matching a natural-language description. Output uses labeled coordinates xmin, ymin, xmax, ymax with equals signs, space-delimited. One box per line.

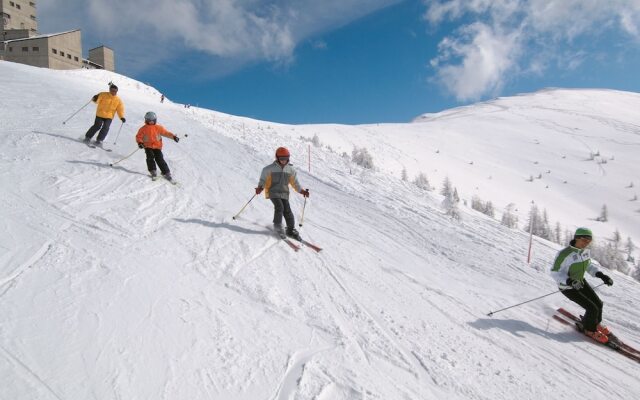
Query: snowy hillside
xmin=1 ymin=61 xmax=639 ymax=400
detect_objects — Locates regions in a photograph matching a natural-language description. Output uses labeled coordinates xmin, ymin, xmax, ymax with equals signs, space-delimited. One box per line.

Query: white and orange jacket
xmin=258 ymin=161 xmax=302 ymax=200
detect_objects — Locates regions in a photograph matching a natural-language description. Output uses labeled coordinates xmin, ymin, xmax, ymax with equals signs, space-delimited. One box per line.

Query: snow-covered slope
xmin=1 ymin=61 xmax=639 ymax=400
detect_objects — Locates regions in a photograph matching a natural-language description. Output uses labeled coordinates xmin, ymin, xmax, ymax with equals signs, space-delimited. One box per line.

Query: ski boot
xmin=94 ymin=140 xmax=103 ymax=147
xmin=274 ymin=224 xmax=286 ymax=239
xmin=162 ymin=173 xmax=173 ymax=182
xmin=150 ymin=170 xmax=158 ymax=180
xmin=82 ymin=137 xmax=91 ymax=144
xmin=584 ymin=329 xmax=609 ymax=344
xmin=597 ymin=324 xmax=611 ymax=336
xmin=286 ymin=227 xmax=302 ymax=241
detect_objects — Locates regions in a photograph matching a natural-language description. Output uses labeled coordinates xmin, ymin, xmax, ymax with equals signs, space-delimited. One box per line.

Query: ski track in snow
xmin=1 ymin=62 xmax=639 ymax=400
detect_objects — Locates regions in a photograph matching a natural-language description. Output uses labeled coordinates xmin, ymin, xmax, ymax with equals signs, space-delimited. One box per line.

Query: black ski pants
xmin=271 ymin=198 xmax=294 ymax=228
xmin=85 ymin=116 xmax=113 ymax=142
xmin=144 ymin=148 xmax=170 ymax=175
xmin=561 ymin=280 xmax=603 ymax=331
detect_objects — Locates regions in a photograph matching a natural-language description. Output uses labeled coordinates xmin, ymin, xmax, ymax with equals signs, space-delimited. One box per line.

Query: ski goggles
xmin=277 ymin=157 xmax=289 ymax=162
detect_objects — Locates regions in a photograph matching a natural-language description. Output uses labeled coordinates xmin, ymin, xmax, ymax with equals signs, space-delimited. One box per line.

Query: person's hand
xmin=567 ymin=278 xmax=583 ymax=290
xmin=173 ymin=136 xmax=180 ymax=143
xmin=121 ymin=117 xmax=126 ymax=123
xmin=300 ymin=189 xmax=310 ymax=198
xmin=255 ymin=187 xmax=263 ymax=195
xmin=92 ymin=94 xmax=99 ymax=102
xmin=137 ymin=142 xmax=144 ymax=149
xmin=596 ymin=272 xmax=613 ymax=286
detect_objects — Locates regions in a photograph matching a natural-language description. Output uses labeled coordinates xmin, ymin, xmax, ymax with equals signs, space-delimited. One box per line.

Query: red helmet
xmin=275 ymin=147 xmax=290 ymax=158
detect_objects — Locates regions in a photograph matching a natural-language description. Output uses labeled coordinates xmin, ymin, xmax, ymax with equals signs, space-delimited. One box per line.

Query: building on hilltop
xmin=0 ymin=0 xmax=115 ymax=71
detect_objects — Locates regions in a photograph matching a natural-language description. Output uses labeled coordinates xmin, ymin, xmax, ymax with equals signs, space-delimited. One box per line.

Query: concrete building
xmin=1 ymin=0 xmax=115 ymax=71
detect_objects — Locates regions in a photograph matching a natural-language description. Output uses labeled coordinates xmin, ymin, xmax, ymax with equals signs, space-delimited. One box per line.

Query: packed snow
xmin=1 ymin=61 xmax=639 ymax=400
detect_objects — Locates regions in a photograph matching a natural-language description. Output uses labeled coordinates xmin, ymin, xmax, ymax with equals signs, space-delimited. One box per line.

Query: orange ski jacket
xmin=135 ymin=124 xmax=176 ymax=150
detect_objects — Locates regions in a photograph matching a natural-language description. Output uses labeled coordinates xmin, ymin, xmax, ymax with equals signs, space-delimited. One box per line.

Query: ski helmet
xmin=275 ymin=147 xmax=290 ymax=158
xmin=144 ymin=111 xmax=157 ymax=124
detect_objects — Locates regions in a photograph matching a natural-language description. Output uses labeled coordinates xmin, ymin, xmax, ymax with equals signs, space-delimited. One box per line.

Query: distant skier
xmin=160 ymin=94 xmax=165 ymax=103
xmin=135 ymin=111 xmax=180 ymax=181
xmin=84 ymin=83 xmax=126 ymax=146
xmin=256 ymin=147 xmax=310 ymax=240
xmin=550 ymin=227 xmax=614 ymax=343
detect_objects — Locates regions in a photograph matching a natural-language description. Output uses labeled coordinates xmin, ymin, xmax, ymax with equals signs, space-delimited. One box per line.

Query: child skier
xmin=256 ymin=147 xmax=310 ymax=240
xmin=135 ymin=111 xmax=180 ymax=181
xmin=550 ymin=227 xmax=614 ymax=343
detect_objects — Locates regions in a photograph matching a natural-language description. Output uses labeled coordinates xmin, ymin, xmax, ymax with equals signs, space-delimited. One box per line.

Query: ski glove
xmin=300 ymin=189 xmax=310 ymax=198
xmin=566 ymin=278 xmax=583 ymax=290
xmin=92 ymin=94 xmax=99 ymax=102
xmin=596 ymin=272 xmax=613 ymax=286
xmin=173 ymin=136 xmax=180 ymax=143
xmin=137 ymin=142 xmax=144 ymax=149
xmin=255 ymin=187 xmax=263 ymax=195
xmin=121 ymin=118 xmax=126 ymax=123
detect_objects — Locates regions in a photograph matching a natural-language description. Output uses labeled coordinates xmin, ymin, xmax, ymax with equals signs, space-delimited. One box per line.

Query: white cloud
xmin=424 ymin=0 xmax=640 ymax=100
xmin=37 ymin=0 xmax=400 ymax=74
xmin=430 ymin=23 xmax=520 ymax=101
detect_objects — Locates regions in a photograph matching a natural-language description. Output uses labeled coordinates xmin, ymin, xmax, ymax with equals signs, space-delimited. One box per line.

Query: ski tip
xmin=487 ymin=312 xmax=494 ymax=317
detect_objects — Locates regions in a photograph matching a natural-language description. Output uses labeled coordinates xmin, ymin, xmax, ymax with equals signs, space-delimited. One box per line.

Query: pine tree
xmin=442 ymin=192 xmax=461 ymax=220
xmin=554 ymin=222 xmax=562 ymax=244
xmin=441 ymin=176 xmax=453 ymax=197
xmin=453 ymin=188 xmax=460 ymax=203
xmin=612 ymin=229 xmax=621 ymax=249
xmin=413 ymin=172 xmax=432 ymax=191
xmin=598 ymin=204 xmax=608 ymax=222
xmin=500 ymin=203 xmax=518 ymax=229
xmin=626 ymin=237 xmax=636 ymax=262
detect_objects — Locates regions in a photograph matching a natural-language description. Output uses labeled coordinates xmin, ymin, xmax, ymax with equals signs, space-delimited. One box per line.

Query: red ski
xmin=558 ymin=308 xmax=640 ymax=355
xmin=553 ymin=309 xmax=640 ymax=363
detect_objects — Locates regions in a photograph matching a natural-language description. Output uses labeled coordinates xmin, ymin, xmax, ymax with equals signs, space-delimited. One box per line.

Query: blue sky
xmin=38 ymin=0 xmax=640 ymax=124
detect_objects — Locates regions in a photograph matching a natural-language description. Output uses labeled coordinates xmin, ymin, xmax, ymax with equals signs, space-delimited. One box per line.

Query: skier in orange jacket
xmin=135 ymin=111 xmax=180 ymax=181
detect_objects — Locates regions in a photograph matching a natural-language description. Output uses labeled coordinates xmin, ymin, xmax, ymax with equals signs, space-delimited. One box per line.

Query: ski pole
xmin=232 ymin=194 xmax=256 ymax=220
xmin=299 ymin=197 xmax=307 ymax=227
xmin=486 ymin=283 xmax=605 ymax=317
xmin=112 ymin=121 xmax=125 ymax=145
xmin=62 ymin=99 xmax=92 ymax=125
xmin=109 ymin=148 xmax=140 ymax=167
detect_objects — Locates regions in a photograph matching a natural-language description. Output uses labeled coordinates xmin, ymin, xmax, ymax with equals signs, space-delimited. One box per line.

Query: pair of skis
xmin=553 ymin=308 xmax=640 ymax=363
xmin=275 ymin=232 xmax=322 ymax=253
xmin=84 ymin=139 xmax=112 ymax=152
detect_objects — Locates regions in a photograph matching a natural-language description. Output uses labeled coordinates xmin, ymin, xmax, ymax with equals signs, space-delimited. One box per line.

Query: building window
xmin=2 ymin=12 xmax=10 ymax=20
xmin=60 ymin=51 xmax=65 ymax=56
xmin=22 ymin=46 xmax=28 ymax=52
xmin=67 ymin=54 xmax=71 ymax=59
xmin=9 ymin=2 xmax=15 ymax=6
xmin=32 ymin=46 xmax=39 ymax=52
xmin=16 ymin=4 xmax=21 ymax=10
xmin=52 ymin=48 xmax=57 ymax=54
xmin=74 ymin=56 xmax=79 ymax=62
xmin=30 ymin=2 xmax=36 ymax=7
xmin=30 ymin=15 xmax=36 ymax=20
xmin=9 ymin=47 xmax=12 ymax=52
